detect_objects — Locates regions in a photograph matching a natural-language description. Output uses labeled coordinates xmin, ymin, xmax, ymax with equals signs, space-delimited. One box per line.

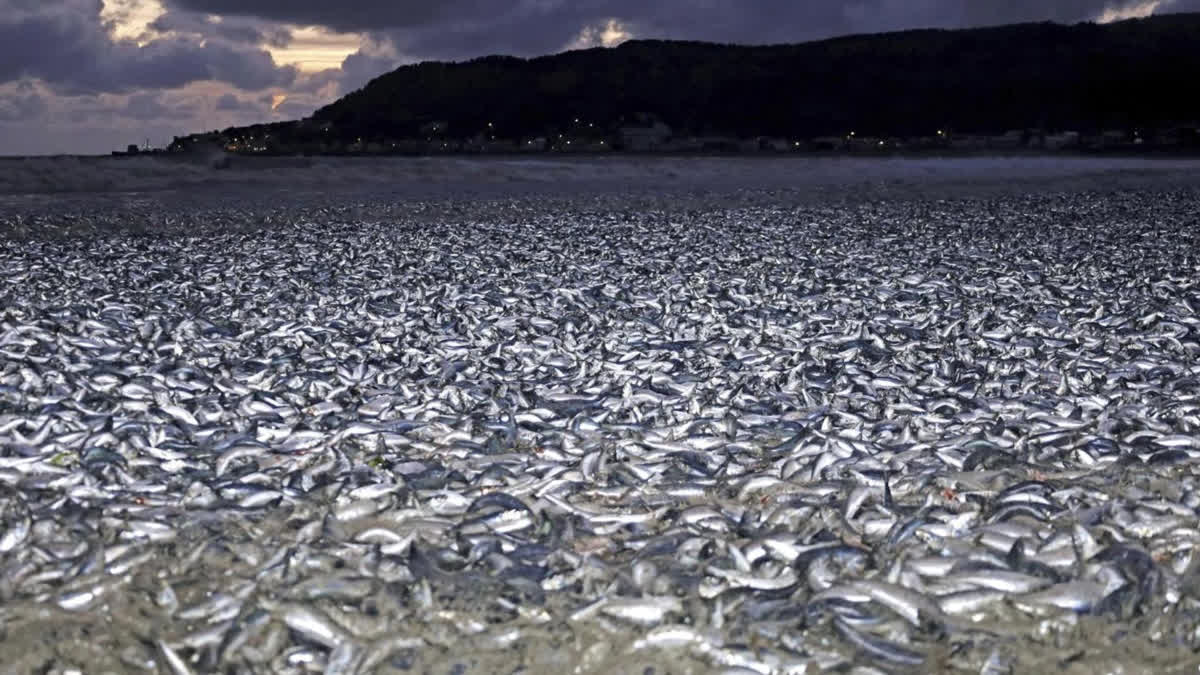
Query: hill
xmin=177 ymin=13 xmax=1200 ymax=151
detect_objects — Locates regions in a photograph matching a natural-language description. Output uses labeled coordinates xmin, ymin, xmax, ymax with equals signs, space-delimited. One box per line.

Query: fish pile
xmin=1 ymin=186 xmax=1200 ymax=674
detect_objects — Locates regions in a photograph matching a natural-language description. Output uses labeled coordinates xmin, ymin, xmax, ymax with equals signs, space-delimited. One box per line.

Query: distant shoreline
xmin=7 ymin=147 xmax=1200 ymax=161
xmin=1 ymin=153 xmax=1197 ymax=202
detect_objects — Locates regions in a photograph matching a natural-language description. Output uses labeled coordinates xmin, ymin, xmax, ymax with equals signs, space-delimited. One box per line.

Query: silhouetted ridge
xmin=187 ymin=14 xmax=1200 ymax=148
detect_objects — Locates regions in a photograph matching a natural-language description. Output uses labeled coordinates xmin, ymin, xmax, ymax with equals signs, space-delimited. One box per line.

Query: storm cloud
xmin=163 ymin=0 xmax=1187 ymax=58
xmin=2 ymin=0 xmax=1197 ymax=155
xmin=0 ymin=0 xmax=297 ymax=93
xmin=0 ymin=85 xmax=48 ymax=122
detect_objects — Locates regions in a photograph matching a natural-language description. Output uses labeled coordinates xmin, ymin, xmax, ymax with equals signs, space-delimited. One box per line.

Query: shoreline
xmin=0 ymin=154 xmax=1196 ymax=202
xmin=7 ymin=147 xmax=1200 ymax=161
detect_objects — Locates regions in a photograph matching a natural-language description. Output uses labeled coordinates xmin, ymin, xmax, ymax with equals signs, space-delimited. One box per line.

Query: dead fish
xmin=2 ymin=185 xmax=1199 ymax=673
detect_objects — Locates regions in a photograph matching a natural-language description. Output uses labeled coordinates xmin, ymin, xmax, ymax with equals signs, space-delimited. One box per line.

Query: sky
xmin=2 ymin=0 xmax=1199 ymax=155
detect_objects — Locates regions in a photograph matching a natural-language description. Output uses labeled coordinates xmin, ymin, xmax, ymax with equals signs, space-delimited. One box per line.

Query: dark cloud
xmin=215 ymin=92 xmax=251 ymax=110
xmin=165 ymin=0 xmax=499 ymax=34
xmin=336 ymin=45 xmax=406 ymax=93
xmin=959 ymin=0 xmax=1156 ymax=25
xmin=5 ymin=0 xmax=1195 ymax=155
xmin=124 ymin=92 xmax=174 ymax=119
xmin=0 ymin=90 xmax=47 ymax=122
xmin=5 ymin=0 xmax=1179 ymax=101
xmin=253 ymin=0 xmax=1174 ymax=97
xmin=121 ymin=92 xmax=202 ymax=121
xmin=147 ymin=10 xmax=294 ymax=48
xmin=0 ymin=0 xmax=297 ymax=93
xmin=1161 ymin=0 xmax=1200 ymax=11
xmin=149 ymin=12 xmax=267 ymax=45
xmin=289 ymin=67 xmax=342 ymax=95
xmin=164 ymin=0 xmax=1180 ymax=60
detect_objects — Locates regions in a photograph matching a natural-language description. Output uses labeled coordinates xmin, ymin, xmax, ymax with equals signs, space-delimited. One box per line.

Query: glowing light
xmin=271 ymin=94 xmax=288 ymax=110
xmin=101 ymin=0 xmax=166 ymax=45
xmin=566 ymin=18 xmax=633 ymax=50
xmin=266 ymin=26 xmax=362 ymax=72
xmin=1096 ymin=0 xmax=1161 ymax=23
xmin=102 ymin=1 xmax=359 ymax=72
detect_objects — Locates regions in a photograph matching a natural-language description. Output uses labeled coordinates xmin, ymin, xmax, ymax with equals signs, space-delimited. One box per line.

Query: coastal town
xmin=128 ymin=115 xmax=1200 ymax=158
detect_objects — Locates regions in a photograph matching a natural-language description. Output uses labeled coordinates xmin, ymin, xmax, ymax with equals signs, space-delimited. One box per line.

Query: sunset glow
xmin=7 ymin=0 xmax=1200 ymax=156
xmin=1096 ymin=0 xmax=1163 ymax=22
xmin=266 ymin=26 xmax=362 ymax=73
xmin=100 ymin=0 xmax=166 ymax=45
